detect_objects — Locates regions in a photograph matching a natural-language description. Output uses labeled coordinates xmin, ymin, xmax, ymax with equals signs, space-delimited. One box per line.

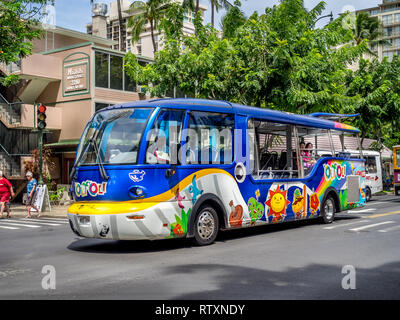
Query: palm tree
xmin=221 ymin=0 xmax=246 ymax=38
xmin=209 ymin=0 xmax=232 ymax=28
xmin=182 ymin=0 xmax=200 ymax=15
xmin=184 ymin=0 xmax=233 ymax=28
xmin=127 ymin=0 xmax=172 ymax=54
xmin=91 ymin=0 xmax=125 ymax=50
xmin=351 ymin=12 xmax=390 ymax=54
xmin=116 ymin=0 xmax=125 ymax=51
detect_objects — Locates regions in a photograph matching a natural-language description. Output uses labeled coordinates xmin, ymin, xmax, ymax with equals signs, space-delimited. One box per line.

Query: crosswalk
xmin=0 ymin=217 xmax=69 ymax=231
xmin=324 ymin=217 xmax=400 ymax=233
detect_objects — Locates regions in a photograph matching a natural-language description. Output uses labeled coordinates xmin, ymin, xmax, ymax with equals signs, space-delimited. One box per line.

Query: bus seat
xmin=278 ymin=152 xmax=287 ymax=170
xmin=338 ymin=152 xmax=351 ymax=159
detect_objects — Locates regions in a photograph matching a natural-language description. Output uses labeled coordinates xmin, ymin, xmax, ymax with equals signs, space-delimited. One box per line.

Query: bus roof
xmin=103 ymin=98 xmax=360 ymax=134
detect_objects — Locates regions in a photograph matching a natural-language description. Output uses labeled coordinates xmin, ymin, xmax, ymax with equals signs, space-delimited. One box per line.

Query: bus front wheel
xmin=192 ymin=206 xmax=219 ymax=246
xmin=321 ymin=196 xmax=336 ymax=224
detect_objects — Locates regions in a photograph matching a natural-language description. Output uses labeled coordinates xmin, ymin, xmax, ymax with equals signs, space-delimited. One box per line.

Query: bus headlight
xmin=78 ymin=216 xmax=90 ymax=225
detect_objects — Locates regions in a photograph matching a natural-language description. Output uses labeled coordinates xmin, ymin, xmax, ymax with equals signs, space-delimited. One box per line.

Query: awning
xmin=45 ymin=139 xmax=79 ymax=148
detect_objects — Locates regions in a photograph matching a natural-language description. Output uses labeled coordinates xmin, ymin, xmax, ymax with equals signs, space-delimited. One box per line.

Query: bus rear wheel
xmin=321 ymin=196 xmax=336 ymax=224
xmin=366 ymin=187 xmax=372 ymax=202
xmin=192 ymin=206 xmax=219 ymax=246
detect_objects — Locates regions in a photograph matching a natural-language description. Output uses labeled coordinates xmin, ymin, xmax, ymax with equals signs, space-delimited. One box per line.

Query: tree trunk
xmin=211 ymin=2 xmax=215 ymax=28
xmin=150 ymin=20 xmax=157 ymax=54
xmin=116 ymin=0 xmax=124 ymax=51
xmin=195 ymin=0 xmax=200 ymax=14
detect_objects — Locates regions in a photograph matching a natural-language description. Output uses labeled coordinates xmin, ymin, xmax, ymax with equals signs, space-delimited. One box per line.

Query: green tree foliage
xmin=125 ymin=0 xmax=398 ymax=147
xmin=345 ymin=57 xmax=400 ymax=149
xmin=221 ymin=0 xmax=246 ymax=39
xmin=0 ymin=0 xmax=52 ymax=86
xmin=126 ymin=0 xmax=368 ymax=112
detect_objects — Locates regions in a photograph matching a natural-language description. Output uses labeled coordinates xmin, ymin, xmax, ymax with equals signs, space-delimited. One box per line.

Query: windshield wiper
xmin=69 ymin=140 xmax=90 ymax=181
xmin=69 ymin=138 xmax=109 ymax=182
xmin=89 ymin=138 xmax=109 ymax=181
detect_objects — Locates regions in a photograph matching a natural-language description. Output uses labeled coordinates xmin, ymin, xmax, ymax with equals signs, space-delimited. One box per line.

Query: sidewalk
xmin=1 ymin=203 xmax=69 ymax=218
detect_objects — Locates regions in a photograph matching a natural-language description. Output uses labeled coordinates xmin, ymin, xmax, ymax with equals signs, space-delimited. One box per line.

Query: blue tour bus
xmin=68 ymin=99 xmax=366 ymax=245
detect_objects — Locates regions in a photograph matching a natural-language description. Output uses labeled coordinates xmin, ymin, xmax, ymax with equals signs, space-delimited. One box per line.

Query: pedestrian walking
xmin=0 ymin=170 xmax=15 ymax=218
xmin=25 ymin=171 xmax=41 ymax=218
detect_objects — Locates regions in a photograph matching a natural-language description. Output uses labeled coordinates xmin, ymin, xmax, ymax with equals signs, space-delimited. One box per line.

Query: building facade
xmin=358 ymin=0 xmax=400 ymax=60
xmin=86 ymin=0 xmax=207 ymax=58
xmin=0 ymin=25 xmax=152 ymax=193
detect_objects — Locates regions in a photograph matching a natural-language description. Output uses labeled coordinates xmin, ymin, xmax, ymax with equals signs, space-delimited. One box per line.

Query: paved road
xmin=0 ymin=195 xmax=399 ymax=300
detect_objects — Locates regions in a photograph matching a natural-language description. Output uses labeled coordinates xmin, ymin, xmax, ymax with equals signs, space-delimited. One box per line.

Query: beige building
xmin=0 ymin=25 xmax=152 ymax=193
xmin=358 ymin=0 xmax=400 ymax=60
xmin=86 ymin=0 xmax=207 ymax=58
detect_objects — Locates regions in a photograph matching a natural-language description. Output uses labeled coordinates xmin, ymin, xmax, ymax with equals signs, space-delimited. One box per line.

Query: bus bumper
xmin=67 ymin=202 xmax=176 ymax=240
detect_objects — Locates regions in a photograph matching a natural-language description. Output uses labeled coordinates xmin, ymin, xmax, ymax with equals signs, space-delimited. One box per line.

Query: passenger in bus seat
xmin=303 ymin=143 xmax=316 ymax=173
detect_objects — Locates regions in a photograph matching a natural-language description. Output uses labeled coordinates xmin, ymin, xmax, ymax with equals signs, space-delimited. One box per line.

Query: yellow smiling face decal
xmin=265 ymin=185 xmax=290 ymax=223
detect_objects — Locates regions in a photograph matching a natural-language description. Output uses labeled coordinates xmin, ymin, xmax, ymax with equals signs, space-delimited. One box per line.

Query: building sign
xmin=62 ymin=52 xmax=90 ymax=97
xmin=65 ymin=64 xmax=88 ymax=92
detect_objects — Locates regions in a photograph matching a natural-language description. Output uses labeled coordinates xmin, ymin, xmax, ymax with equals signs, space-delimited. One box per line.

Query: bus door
xmin=144 ymin=108 xmax=187 ymax=193
xmin=246 ymin=119 xmax=298 ymax=224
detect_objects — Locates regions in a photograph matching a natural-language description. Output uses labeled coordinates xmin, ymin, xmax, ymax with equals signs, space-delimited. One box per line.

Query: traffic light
xmin=37 ymin=104 xmax=47 ymax=130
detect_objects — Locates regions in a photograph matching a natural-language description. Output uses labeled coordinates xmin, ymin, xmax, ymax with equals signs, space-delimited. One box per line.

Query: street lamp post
xmin=315 ymin=11 xmax=334 ymax=25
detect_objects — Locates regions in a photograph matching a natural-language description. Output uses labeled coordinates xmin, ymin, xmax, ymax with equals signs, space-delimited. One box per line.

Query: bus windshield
xmin=76 ymin=108 xmax=153 ymax=165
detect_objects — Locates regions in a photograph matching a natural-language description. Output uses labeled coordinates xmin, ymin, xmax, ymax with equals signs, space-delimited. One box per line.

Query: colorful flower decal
xmin=247 ymin=189 xmax=264 ymax=225
xmin=309 ymin=188 xmax=320 ymax=217
xmin=265 ymin=185 xmax=290 ymax=223
xmin=169 ymin=209 xmax=191 ymax=238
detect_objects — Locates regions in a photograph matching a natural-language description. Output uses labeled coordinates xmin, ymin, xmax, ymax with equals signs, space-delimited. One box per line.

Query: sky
xmin=52 ymin=0 xmax=382 ymax=33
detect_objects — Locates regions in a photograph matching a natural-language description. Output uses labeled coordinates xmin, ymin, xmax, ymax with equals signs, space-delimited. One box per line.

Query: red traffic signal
xmin=38 ymin=104 xmax=47 ymax=113
xmin=37 ymin=104 xmax=47 ymax=130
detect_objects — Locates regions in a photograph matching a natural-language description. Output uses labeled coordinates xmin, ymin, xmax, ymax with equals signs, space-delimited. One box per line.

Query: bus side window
xmin=366 ymin=156 xmax=377 ymax=174
xmin=145 ymin=109 xmax=185 ymax=164
xmin=249 ymin=120 xmax=298 ymax=179
xmin=186 ymin=112 xmax=234 ymax=165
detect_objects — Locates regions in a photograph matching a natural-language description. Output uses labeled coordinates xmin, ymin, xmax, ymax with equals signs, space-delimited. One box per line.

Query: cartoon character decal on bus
xmin=68 ymin=99 xmax=366 ymax=245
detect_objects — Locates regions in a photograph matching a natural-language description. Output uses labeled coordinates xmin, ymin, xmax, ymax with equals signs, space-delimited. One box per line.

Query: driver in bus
xmin=147 ymin=134 xmax=170 ymax=164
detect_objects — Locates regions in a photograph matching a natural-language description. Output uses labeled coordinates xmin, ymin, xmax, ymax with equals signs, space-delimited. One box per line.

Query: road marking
xmin=0 ymin=225 xmax=19 ymax=230
xmin=377 ymin=225 xmax=400 ymax=233
xmin=348 ymin=208 xmax=376 ymax=213
xmin=19 ymin=218 xmax=68 ymax=224
xmin=366 ymin=211 xmax=400 ymax=219
xmin=324 ymin=220 xmax=370 ymax=230
xmin=9 ymin=219 xmax=60 ymax=226
xmin=40 ymin=217 xmax=69 ymax=222
xmin=349 ymin=221 xmax=395 ymax=232
xmin=0 ymin=221 xmax=41 ymax=228
xmin=367 ymin=201 xmax=385 ymax=205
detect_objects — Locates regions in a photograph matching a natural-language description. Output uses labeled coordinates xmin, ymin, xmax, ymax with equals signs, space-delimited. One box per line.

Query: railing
xmin=0 ymin=143 xmax=30 ymax=177
xmin=0 ymin=59 xmax=21 ymax=74
xmin=0 ymin=93 xmax=22 ymax=125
